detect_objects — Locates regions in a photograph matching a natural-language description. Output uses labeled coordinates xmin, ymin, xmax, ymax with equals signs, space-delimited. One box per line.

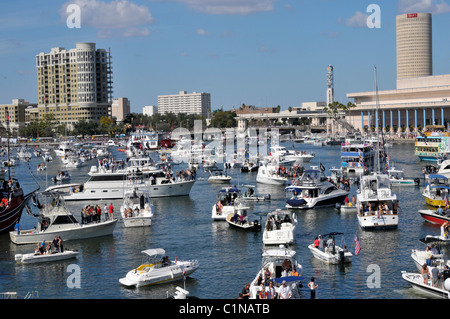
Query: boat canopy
xmin=428 ymin=174 xmax=448 ymax=180
xmin=142 ymin=248 xmax=166 ymax=257
xmin=429 ymin=185 xmax=450 ymax=190
xmin=219 ymin=187 xmax=240 ymax=193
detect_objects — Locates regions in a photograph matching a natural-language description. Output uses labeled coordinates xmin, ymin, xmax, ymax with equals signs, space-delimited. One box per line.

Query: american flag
xmin=354 ymin=234 xmax=361 ymax=255
xmin=445 ymin=195 xmax=449 ymax=207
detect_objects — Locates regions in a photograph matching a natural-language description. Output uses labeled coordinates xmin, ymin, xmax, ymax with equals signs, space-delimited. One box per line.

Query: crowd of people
xmin=35 ymin=236 xmax=64 ymax=255
xmin=80 ymin=203 xmax=115 ymax=224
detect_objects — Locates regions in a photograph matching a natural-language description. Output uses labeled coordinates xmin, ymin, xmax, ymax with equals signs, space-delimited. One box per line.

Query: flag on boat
xmin=445 ymin=195 xmax=449 ymax=207
xmin=320 ymin=162 xmax=325 ymax=172
xmin=354 ymin=234 xmax=361 ymax=255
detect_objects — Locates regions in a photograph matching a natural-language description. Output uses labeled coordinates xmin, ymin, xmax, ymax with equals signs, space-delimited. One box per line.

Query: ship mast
xmin=374 ymin=66 xmax=380 ymax=173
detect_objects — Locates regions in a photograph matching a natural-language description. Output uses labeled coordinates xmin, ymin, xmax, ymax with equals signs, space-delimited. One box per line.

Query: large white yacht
xmin=285 ymin=166 xmax=348 ymax=209
xmin=46 ymin=157 xmax=196 ymax=201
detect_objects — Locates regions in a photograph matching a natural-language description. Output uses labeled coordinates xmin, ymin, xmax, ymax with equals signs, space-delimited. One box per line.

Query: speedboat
xmin=52 ymin=171 xmax=71 ymax=183
xmin=211 ymin=187 xmax=249 ymax=221
xmin=410 ymin=247 xmax=449 ymax=272
xmin=10 ymin=192 xmax=117 ymax=245
xmin=207 ymin=170 xmax=232 ymax=184
xmin=262 ymin=210 xmax=297 ymax=245
xmin=120 ymin=186 xmax=154 ymax=228
xmin=17 ymin=146 xmax=32 ymax=161
xmin=42 ymin=152 xmax=53 ymax=162
xmin=285 ymin=166 xmax=348 ymax=209
xmin=249 ymin=245 xmax=303 ymax=299
xmin=240 ymin=160 xmax=260 ymax=173
xmin=63 ymin=155 xmax=81 ymax=168
xmin=225 ymin=207 xmax=261 ymax=232
xmin=308 ymin=232 xmax=352 ymax=264
xmin=242 ymin=186 xmax=271 ymax=201
xmin=387 ymin=166 xmax=418 ymax=186
xmin=119 ymin=248 xmax=199 ymax=288
xmin=401 ymin=270 xmax=450 ymax=299
xmin=356 ymin=173 xmax=399 ymax=230
xmin=418 ymin=209 xmax=450 ymax=225
xmin=15 ymin=250 xmax=79 ymax=264
xmin=256 ymin=159 xmax=289 ymax=185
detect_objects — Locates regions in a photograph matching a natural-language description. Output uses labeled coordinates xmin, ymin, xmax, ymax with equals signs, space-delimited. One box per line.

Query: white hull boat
xmin=249 ymin=246 xmax=303 ymax=299
xmin=15 ymin=250 xmax=79 ymax=264
xmin=402 ymin=271 xmax=450 ymax=299
xmin=308 ymin=244 xmax=352 ymax=264
xmin=120 ymin=186 xmax=154 ymax=228
xmin=211 ymin=187 xmax=249 ymax=221
xmin=256 ymin=161 xmax=288 ymax=186
xmin=119 ymin=248 xmax=199 ymax=288
xmin=10 ymin=192 xmax=118 ymax=245
xmin=263 ymin=210 xmax=297 ymax=245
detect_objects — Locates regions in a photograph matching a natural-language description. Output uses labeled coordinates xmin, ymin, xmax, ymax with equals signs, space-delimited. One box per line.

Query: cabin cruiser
xmin=269 ymin=145 xmax=314 ymax=163
xmin=423 ymin=160 xmax=450 ymax=179
xmin=120 ymin=185 xmax=154 ymax=228
xmin=340 ymin=141 xmax=375 ymax=175
xmin=356 ymin=173 xmax=399 ymax=230
xmin=285 ymin=166 xmax=348 ymax=209
xmin=54 ymin=142 xmax=74 ymax=157
xmin=207 ymin=169 xmax=232 ymax=184
xmin=17 ymin=146 xmax=32 ymax=161
xmin=119 ymin=248 xmax=199 ymax=287
xmin=10 ymin=192 xmax=117 ymax=244
xmin=263 ymin=210 xmax=297 ymax=245
xmin=211 ymin=187 xmax=249 ymax=221
xmin=47 ymin=157 xmax=195 ymax=201
xmin=256 ymin=159 xmax=289 ymax=185
xmin=128 ymin=129 xmax=159 ymax=151
xmin=249 ymin=245 xmax=303 ymax=299
xmin=308 ymin=232 xmax=352 ymax=264
xmin=240 ymin=160 xmax=260 ymax=173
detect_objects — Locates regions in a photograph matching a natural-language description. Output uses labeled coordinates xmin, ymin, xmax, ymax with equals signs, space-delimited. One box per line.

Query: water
xmin=0 ymin=141 xmax=443 ymax=299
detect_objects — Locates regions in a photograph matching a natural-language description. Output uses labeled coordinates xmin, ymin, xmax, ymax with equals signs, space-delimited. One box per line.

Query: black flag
xmin=320 ymin=162 xmax=325 ymax=172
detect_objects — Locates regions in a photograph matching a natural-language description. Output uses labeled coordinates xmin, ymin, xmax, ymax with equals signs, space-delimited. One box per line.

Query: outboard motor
xmin=338 ymin=250 xmax=345 ymax=264
xmin=414 ymin=178 xmax=420 ymax=186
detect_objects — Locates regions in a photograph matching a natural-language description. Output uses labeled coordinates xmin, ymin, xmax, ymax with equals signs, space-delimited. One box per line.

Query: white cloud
xmin=173 ymin=0 xmax=277 ymax=15
xmin=398 ymin=0 xmax=450 ymax=14
xmin=344 ymin=11 xmax=369 ymax=28
xmin=60 ymin=0 xmax=154 ymax=38
xmin=196 ymin=28 xmax=210 ymax=36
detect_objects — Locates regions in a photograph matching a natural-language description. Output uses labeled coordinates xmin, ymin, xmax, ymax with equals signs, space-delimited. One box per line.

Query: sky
xmin=1 ymin=0 xmax=450 ymax=114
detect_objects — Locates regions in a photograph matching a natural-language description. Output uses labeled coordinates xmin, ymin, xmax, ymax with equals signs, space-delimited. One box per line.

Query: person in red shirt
xmin=108 ymin=203 xmax=114 ymax=220
xmin=314 ymin=237 xmax=320 ymax=248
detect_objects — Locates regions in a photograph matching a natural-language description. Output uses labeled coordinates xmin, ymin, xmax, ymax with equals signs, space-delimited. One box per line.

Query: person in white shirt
xmin=278 ymin=281 xmax=291 ymax=299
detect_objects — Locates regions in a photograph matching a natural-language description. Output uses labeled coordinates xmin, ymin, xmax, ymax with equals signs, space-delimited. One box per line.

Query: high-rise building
xmin=157 ymin=91 xmax=211 ymax=117
xmin=111 ymin=97 xmax=130 ymax=122
xmin=396 ymin=13 xmax=432 ymax=79
xmin=31 ymin=42 xmax=113 ymax=128
xmin=143 ymin=105 xmax=157 ymax=116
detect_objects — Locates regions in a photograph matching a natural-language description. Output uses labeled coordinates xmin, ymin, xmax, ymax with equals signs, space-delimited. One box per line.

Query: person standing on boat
xmin=108 ymin=203 xmax=114 ymax=220
xmin=58 ymin=236 xmax=64 ymax=253
xmin=103 ymin=204 xmax=108 ymax=221
xmin=421 ymin=263 xmax=430 ymax=285
xmin=308 ymin=277 xmax=318 ymax=299
xmin=265 ymin=281 xmax=276 ymax=299
xmin=278 ymin=281 xmax=292 ymax=299
xmin=14 ymin=221 xmax=20 ymax=235
xmin=53 ymin=236 xmax=60 ymax=253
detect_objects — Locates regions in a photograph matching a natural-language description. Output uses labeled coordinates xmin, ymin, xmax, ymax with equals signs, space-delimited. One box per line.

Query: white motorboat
xmin=42 ymin=152 xmax=53 ymax=162
xmin=339 ymin=203 xmax=357 ymax=213
xmin=207 ymin=170 xmax=232 ymax=184
xmin=225 ymin=209 xmax=261 ymax=232
xmin=256 ymin=159 xmax=289 ymax=185
xmin=262 ymin=210 xmax=297 ymax=245
xmin=211 ymin=187 xmax=249 ymax=221
xmin=285 ymin=166 xmax=348 ymax=209
xmin=387 ymin=165 xmax=418 ymax=186
xmin=119 ymin=248 xmax=199 ymax=288
xmin=242 ymin=186 xmax=271 ymax=201
xmin=356 ymin=173 xmax=399 ymax=230
xmin=402 ymin=270 xmax=450 ymax=299
xmin=422 ymin=174 xmax=450 ymax=208
xmin=269 ymin=145 xmax=314 ymax=163
xmin=36 ymin=163 xmax=46 ymax=172
xmin=410 ymin=247 xmax=449 ymax=272
xmin=120 ymin=185 xmax=154 ymax=228
xmin=340 ymin=141 xmax=376 ymax=175
xmin=308 ymin=232 xmax=352 ymax=264
xmin=9 ymin=192 xmax=118 ymax=245
xmin=54 ymin=141 xmax=74 ymax=157
xmin=17 ymin=146 xmax=32 ymax=161
xmin=249 ymin=245 xmax=303 ymax=299
xmin=48 ymin=157 xmax=195 ymax=201
xmin=63 ymin=155 xmax=81 ymax=168
xmin=15 ymin=250 xmax=79 ymax=264
xmin=52 ymin=171 xmax=71 ymax=182
xmin=240 ymin=160 xmax=260 ymax=173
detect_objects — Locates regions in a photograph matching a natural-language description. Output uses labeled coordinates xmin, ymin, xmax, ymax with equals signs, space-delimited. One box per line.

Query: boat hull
xmin=10 ymin=219 xmax=118 ymax=244
xmin=0 ymin=190 xmax=34 ymax=234
xmin=357 ymin=213 xmax=398 ymax=230
xmin=123 ymin=217 xmax=152 ymax=228
xmin=402 ymin=271 xmax=450 ymax=298
xmin=15 ymin=250 xmax=79 ymax=264
xmin=308 ymin=244 xmax=352 ymax=264
xmin=119 ymin=261 xmax=199 ymax=288
xmin=286 ymin=193 xmax=348 ymax=210
xmin=64 ymin=180 xmax=195 ymax=201
xmin=418 ymin=210 xmax=450 ymax=225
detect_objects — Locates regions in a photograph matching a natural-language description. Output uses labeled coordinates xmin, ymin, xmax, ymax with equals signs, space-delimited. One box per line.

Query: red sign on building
xmin=407 ymin=13 xmax=418 ymax=18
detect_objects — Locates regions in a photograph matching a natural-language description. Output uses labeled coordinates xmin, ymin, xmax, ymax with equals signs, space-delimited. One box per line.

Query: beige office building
xmin=111 ymin=97 xmax=130 ymax=122
xmin=396 ymin=13 xmax=432 ymax=79
xmin=0 ymin=99 xmax=37 ymax=133
xmin=30 ymin=42 xmax=113 ymax=129
xmin=158 ymin=91 xmax=211 ymax=117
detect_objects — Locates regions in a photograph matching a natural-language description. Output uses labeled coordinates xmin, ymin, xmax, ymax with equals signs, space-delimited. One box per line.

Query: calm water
xmin=0 ymin=140 xmax=443 ymax=299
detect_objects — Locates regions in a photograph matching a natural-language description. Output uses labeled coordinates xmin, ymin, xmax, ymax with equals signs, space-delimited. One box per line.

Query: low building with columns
xmin=346 ymin=74 xmax=450 ymax=134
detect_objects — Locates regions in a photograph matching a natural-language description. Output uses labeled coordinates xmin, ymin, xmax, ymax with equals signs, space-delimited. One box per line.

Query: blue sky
xmin=1 ymin=0 xmax=450 ymax=113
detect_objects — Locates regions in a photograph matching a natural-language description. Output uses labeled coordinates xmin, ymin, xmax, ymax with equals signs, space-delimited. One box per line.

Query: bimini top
xmin=219 ymin=187 xmax=240 ymax=193
xmin=142 ymin=248 xmax=166 ymax=257
xmin=428 ymin=174 xmax=448 ymax=180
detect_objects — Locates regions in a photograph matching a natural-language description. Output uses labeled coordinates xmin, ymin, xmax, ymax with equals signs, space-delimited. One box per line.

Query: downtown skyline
xmin=1 ymin=0 xmax=450 ymax=114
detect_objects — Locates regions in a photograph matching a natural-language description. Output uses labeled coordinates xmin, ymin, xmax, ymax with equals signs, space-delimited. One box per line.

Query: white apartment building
xmin=157 ymin=91 xmax=211 ymax=117
xmin=143 ymin=105 xmax=157 ymax=116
